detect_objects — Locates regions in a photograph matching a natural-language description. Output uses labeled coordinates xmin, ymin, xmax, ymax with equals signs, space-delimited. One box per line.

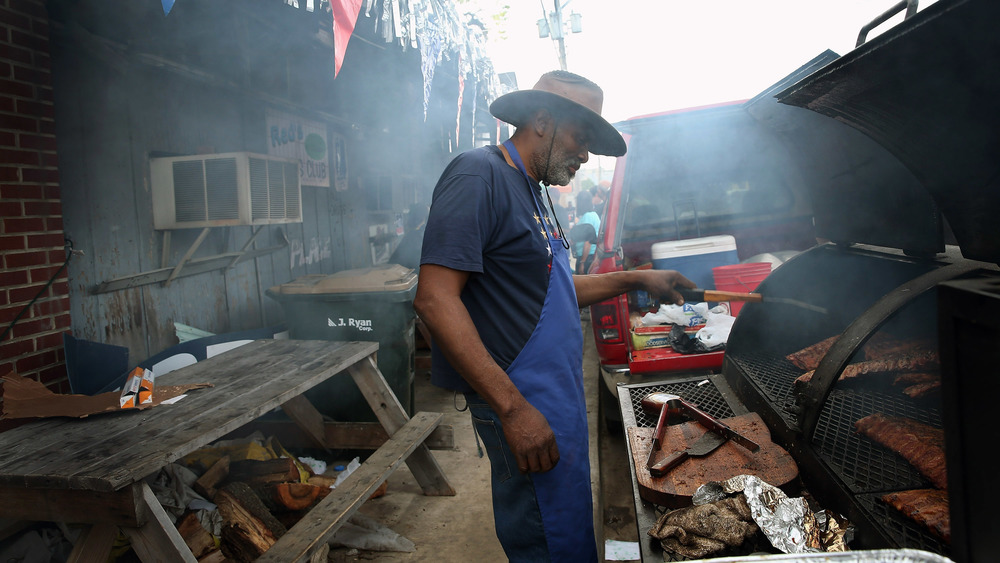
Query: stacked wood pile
xmin=175 ymin=454 xmax=387 ymax=562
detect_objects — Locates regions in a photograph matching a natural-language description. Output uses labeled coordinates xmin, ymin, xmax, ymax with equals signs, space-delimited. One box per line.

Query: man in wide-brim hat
xmin=489 ymin=71 xmax=627 ymax=159
xmin=415 ymin=70 xmax=693 ymax=562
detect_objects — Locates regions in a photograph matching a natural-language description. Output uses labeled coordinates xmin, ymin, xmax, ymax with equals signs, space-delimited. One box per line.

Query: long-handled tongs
xmin=641 ymin=391 xmax=760 ymax=474
xmin=644 ymin=394 xmax=680 ymax=471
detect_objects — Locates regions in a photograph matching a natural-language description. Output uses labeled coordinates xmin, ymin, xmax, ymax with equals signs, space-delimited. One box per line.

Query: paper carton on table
xmin=120 ymin=367 xmax=155 ymax=408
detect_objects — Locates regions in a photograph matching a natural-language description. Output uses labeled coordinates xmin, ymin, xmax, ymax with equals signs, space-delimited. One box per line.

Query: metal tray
xmin=617 ymin=374 xmax=749 ymax=562
xmin=702 ymin=548 xmax=952 ymax=562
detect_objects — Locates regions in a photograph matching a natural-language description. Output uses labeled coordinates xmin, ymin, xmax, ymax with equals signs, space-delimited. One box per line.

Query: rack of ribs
xmin=785 ymin=336 xmax=839 ymax=371
xmin=882 ymin=488 xmax=950 ymax=543
xmin=854 ymin=413 xmax=947 ymax=490
xmin=794 ymin=351 xmax=939 ymax=388
xmin=786 ymin=334 xmax=936 ymax=373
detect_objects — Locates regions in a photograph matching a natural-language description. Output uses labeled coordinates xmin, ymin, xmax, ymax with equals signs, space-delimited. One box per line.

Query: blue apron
xmin=500 ymin=140 xmax=596 ymax=562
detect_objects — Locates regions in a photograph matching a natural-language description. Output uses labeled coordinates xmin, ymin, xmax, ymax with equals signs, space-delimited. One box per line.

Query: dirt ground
xmin=328 ymin=316 xmax=639 ymax=562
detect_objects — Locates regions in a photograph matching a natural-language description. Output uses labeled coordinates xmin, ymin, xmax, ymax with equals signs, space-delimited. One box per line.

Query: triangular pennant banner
xmin=161 ymin=0 xmax=176 ymax=15
xmin=332 ymin=0 xmax=365 ymax=78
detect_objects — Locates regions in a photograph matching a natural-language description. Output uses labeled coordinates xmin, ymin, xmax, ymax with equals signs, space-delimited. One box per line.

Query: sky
xmin=468 ymin=0 xmax=939 ymax=176
xmin=478 ymin=0 xmax=940 ymax=124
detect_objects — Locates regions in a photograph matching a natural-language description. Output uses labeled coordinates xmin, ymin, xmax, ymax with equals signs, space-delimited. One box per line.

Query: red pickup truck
xmin=586 ymin=54 xmax=840 ymax=427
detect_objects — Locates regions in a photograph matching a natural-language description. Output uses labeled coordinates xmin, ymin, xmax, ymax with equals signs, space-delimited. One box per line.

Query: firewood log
xmin=194 ymin=455 xmax=230 ymax=500
xmin=264 ymin=482 xmax=331 ymax=512
xmin=307 ymin=474 xmax=337 ymax=488
xmin=228 ymin=458 xmax=300 ymax=485
xmin=197 ymin=549 xmax=227 ymax=563
xmin=176 ymin=512 xmax=215 ymax=559
xmin=215 ymin=482 xmax=286 ymax=561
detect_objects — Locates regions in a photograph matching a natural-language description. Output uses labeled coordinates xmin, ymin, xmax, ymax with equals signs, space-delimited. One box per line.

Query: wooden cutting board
xmin=627 ymin=412 xmax=798 ymax=508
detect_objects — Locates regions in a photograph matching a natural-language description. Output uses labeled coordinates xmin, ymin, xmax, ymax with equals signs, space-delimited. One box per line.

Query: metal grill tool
xmin=676 ymin=287 xmax=828 ymax=315
xmin=641 ymin=392 xmax=760 ymax=477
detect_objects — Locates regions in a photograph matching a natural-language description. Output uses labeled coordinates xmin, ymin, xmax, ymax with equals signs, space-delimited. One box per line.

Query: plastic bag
xmin=643 ymin=302 xmax=734 ymax=353
xmin=641 ymin=302 xmax=711 ymax=328
xmin=666 ymin=325 xmax=720 ymax=354
xmin=328 ymin=513 xmax=416 ymax=552
xmin=696 ymin=310 xmax=736 ymax=348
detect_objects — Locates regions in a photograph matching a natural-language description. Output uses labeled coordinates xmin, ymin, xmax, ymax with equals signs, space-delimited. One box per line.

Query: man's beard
xmin=532 ymin=141 xmax=579 ymax=187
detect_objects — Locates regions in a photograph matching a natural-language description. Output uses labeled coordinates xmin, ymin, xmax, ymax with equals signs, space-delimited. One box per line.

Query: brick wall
xmin=0 ymin=0 xmax=70 ymax=392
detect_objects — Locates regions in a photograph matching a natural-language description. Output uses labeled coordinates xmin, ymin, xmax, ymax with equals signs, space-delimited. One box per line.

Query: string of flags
xmin=160 ymin=0 xmax=500 ymax=134
xmin=331 ymin=0 xmax=364 ymax=78
xmin=339 ymin=0 xmax=500 ymax=123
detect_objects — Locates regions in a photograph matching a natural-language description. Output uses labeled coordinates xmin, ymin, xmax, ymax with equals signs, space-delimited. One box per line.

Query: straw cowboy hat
xmin=490 ymin=70 xmax=627 ymax=157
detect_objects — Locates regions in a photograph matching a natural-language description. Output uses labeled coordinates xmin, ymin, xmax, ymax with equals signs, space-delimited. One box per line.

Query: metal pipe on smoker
xmin=856 ymin=0 xmax=919 ymax=47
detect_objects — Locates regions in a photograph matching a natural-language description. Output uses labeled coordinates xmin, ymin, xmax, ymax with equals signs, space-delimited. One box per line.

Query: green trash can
xmin=266 ymin=264 xmax=417 ymax=422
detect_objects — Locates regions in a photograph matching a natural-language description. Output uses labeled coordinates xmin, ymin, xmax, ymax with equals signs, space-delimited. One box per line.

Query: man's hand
xmin=499 ymin=401 xmax=560 ymax=473
xmin=636 ymin=269 xmax=696 ymax=306
xmin=574 ymin=268 xmax=696 ymax=309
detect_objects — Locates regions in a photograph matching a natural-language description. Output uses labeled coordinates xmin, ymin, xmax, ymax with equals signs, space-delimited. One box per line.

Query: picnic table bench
xmin=0 ymin=339 xmax=454 ymax=562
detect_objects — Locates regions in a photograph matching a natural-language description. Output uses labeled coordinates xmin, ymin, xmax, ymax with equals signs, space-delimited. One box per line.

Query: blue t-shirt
xmin=573 ymin=211 xmax=601 ymax=258
xmin=420 ymin=146 xmax=562 ymax=392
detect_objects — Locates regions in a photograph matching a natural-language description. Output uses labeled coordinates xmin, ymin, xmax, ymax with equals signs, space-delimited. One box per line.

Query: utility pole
xmin=537 ymin=1 xmax=582 ymax=71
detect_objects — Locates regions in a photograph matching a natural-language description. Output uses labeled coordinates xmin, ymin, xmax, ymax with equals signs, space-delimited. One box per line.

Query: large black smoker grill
xmin=618 ymin=1 xmax=1000 ymax=561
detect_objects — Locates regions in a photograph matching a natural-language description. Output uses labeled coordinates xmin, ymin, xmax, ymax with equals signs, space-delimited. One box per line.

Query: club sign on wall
xmin=266 ymin=109 xmax=330 ymax=188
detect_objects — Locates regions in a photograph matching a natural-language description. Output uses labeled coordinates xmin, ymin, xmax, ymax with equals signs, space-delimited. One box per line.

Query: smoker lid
xmin=776 ymin=0 xmax=1000 ymax=264
xmin=746 ymin=51 xmax=943 ymax=257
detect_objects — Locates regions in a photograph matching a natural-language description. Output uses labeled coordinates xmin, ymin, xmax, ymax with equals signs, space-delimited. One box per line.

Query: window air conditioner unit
xmin=151 ymin=152 xmax=302 ymax=230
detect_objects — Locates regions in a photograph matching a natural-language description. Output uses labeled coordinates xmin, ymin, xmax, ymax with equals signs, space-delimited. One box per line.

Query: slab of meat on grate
xmin=882 ymin=488 xmax=950 ymax=543
xmin=794 ymin=352 xmax=940 ymax=387
xmin=787 ymin=334 xmax=936 ymax=373
xmin=893 ymin=371 xmax=939 ymax=386
xmin=855 ymin=413 xmax=947 ymax=489
xmin=863 ymin=337 xmax=937 ymax=362
xmin=785 ymin=336 xmax=839 ymax=371
xmin=901 ymin=380 xmax=942 ymax=399
xmin=893 ymin=372 xmax=942 ymax=398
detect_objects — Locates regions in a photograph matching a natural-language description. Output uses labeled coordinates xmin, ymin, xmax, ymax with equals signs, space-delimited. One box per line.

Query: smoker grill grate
xmin=727 ymin=344 xmax=948 ymax=553
xmin=729 ymin=345 xmax=945 ymax=494
xmin=728 ymin=349 xmax=803 ymax=426
xmin=857 ymin=493 xmax=950 ymax=556
xmin=813 ymin=389 xmax=942 ymax=493
xmin=627 ymin=379 xmax=736 ymax=428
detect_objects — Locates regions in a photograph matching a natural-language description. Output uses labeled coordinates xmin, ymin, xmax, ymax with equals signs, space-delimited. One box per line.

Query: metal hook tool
xmin=676 ymin=288 xmax=828 ymax=315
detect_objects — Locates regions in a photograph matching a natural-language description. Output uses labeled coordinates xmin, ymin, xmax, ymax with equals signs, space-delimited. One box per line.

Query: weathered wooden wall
xmin=48 ymin=0 xmax=428 ymax=363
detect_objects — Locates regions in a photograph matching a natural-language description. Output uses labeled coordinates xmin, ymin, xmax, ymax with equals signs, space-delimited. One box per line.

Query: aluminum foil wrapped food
xmin=692 ymin=475 xmax=851 ymax=554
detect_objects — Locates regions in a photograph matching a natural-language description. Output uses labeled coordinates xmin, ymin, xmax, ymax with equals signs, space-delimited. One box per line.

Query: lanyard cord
xmin=543 ymin=184 xmax=571 ymax=250
xmin=539 ymin=124 xmax=571 ymax=250
xmin=502 ymin=138 xmax=571 ymax=250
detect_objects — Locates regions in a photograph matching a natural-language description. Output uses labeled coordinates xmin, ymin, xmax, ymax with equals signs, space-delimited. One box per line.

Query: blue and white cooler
xmin=651 ymin=235 xmax=738 ymax=290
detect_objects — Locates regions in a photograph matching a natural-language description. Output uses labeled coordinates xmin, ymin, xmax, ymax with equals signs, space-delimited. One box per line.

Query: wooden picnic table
xmin=0 ymin=339 xmax=454 ymax=562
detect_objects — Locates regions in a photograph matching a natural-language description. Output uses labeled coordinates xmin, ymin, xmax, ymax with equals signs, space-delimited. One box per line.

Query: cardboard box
xmin=631 ymin=325 xmax=702 ymax=351
xmin=120 ymin=367 xmax=155 ymax=408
